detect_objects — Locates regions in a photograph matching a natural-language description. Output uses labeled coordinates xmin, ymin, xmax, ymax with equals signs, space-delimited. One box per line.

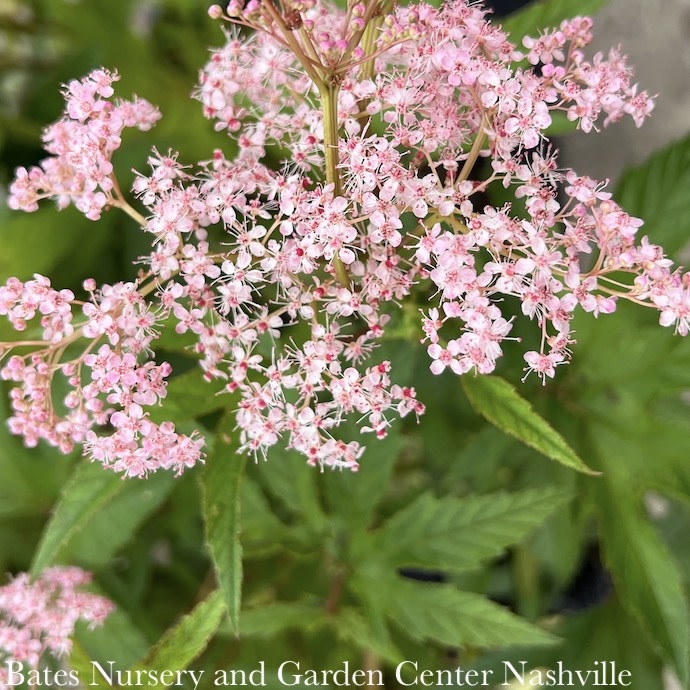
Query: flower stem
xmin=109 ymin=173 xmax=147 ymax=226
xmin=319 ymin=81 xmax=351 ymax=288
xmin=359 ymin=16 xmax=382 ymax=83
xmin=320 ymin=82 xmax=343 ymax=196
xmin=353 ymin=13 xmax=383 ymax=127
xmin=457 ymin=114 xmax=488 ymax=184
xmin=262 ymin=0 xmax=325 ymax=86
xmin=341 ymin=0 xmax=382 ymax=65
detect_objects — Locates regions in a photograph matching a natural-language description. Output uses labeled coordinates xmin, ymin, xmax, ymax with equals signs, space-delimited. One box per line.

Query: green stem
xmin=457 ymin=114 xmax=488 ymax=184
xmin=341 ymin=0 xmax=382 ymax=66
xmin=354 ymin=14 xmax=383 ymax=128
xmin=299 ymin=26 xmax=322 ymax=71
xmin=359 ymin=16 xmax=382 ymax=82
xmin=320 ymin=83 xmax=343 ymax=196
xmin=514 ymin=545 xmax=540 ymax=621
xmin=319 ymin=82 xmax=351 ymax=288
xmin=109 ymin=173 xmax=147 ymax=226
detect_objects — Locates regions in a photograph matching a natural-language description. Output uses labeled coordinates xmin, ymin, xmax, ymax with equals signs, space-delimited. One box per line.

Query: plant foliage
xmin=1 ymin=0 xmax=689 ymax=688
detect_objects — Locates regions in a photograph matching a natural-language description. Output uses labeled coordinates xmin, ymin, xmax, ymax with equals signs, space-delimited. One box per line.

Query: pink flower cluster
xmin=129 ymin=151 xmax=425 ymax=467
xmin=8 ymin=69 xmax=159 ymax=220
xmin=0 ymin=276 xmax=204 ymax=477
xmin=0 ymin=567 xmax=113 ymax=688
xmin=1 ymin=0 xmax=686 ymax=473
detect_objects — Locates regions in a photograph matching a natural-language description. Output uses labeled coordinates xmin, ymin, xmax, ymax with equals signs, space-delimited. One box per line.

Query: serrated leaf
xmin=573 ymin=304 xmax=690 ymax=393
xmin=571 ymin=363 xmax=690 ymax=679
xmin=201 ymin=415 xmax=246 ymax=635
xmin=130 ymin=589 xmax=225 ymax=684
xmin=376 ymin=487 xmax=572 ymax=572
xmin=31 ymin=462 xmax=129 ymax=575
xmin=474 ymin=599 xmax=665 ymax=690
xmin=615 ymin=131 xmax=690 ymax=257
xmin=349 ymin=566 xmax=405 ymax=664
xmin=336 ymin=608 xmax=403 ymax=664
xmin=595 ymin=467 xmax=690 ymax=685
xmin=441 ymin=424 xmax=514 ymax=490
xmin=241 ymin=477 xmax=293 ymax=553
xmin=499 ymin=0 xmax=609 ymax=43
xmin=386 ymin=579 xmax=558 ymax=649
xmin=462 ymin=375 xmax=596 ymax=475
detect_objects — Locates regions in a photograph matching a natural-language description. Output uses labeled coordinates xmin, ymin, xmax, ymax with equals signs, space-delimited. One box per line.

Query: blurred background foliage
xmin=2 ymin=1 xmax=690 ymax=688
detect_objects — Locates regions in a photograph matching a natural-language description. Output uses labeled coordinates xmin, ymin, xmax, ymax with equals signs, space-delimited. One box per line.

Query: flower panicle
xmin=2 ymin=2 xmax=680 ymax=474
xmin=0 ymin=566 xmax=113 ymax=685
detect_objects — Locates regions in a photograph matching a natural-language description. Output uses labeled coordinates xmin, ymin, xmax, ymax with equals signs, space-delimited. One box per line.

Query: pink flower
xmin=523 ymin=350 xmax=565 ymax=383
xmin=0 ymin=567 xmax=113 ymax=672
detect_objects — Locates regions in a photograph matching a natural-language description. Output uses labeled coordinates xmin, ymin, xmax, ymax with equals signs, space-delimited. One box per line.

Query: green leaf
xmin=65 ymin=471 xmax=176 ymax=567
xmin=75 ymin=603 xmax=150 ymax=670
xmin=239 ymin=601 xmax=328 ymax=637
xmin=240 ymin=477 xmax=294 ymax=554
xmin=349 ymin=568 xmax=404 ymax=664
xmin=70 ymin=642 xmax=104 ymax=688
xmin=0 ymin=206 xmax=94 ymax=281
xmin=336 ymin=607 xmax=403 ymax=664
xmin=596 ymin=469 xmax=690 ymax=685
xmin=441 ymin=424 xmax=514 ymax=491
xmin=499 ymin=0 xmax=609 ymax=43
xmin=152 ymin=314 xmax=199 ymax=353
xmin=255 ymin=446 xmax=325 ymax=528
xmin=31 ymin=462 xmax=129 ymax=575
xmin=474 ymin=598 xmax=665 ymax=690
xmin=615 ymin=131 xmax=690 ymax=257
xmin=569 ymin=313 xmax=690 ymax=684
xmin=655 ymin=498 xmax=690 ymax=584
xmin=0 ymin=389 xmax=73 ymax=518
xmin=386 ymin=579 xmax=558 ymax=649
xmin=462 ymin=375 xmax=596 ymax=474
xmin=147 ymin=368 xmax=228 ymax=426
xmin=323 ymin=420 xmax=405 ymax=530
xmin=201 ymin=415 xmax=246 ymax=635
xmin=130 ymin=589 xmax=226 ymax=685
xmin=376 ymin=487 xmax=572 ymax=572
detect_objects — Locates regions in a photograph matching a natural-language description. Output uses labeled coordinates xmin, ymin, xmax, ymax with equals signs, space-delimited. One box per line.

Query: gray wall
xmin=559 ymin=0 xmax=690 ymax=183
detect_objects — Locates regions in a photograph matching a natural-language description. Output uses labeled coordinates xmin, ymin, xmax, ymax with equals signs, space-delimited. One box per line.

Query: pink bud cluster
xmin=0 ymin=567 xmax=113 ymax=688
xmin=2 ymin=1 xmax=686 ymax=473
